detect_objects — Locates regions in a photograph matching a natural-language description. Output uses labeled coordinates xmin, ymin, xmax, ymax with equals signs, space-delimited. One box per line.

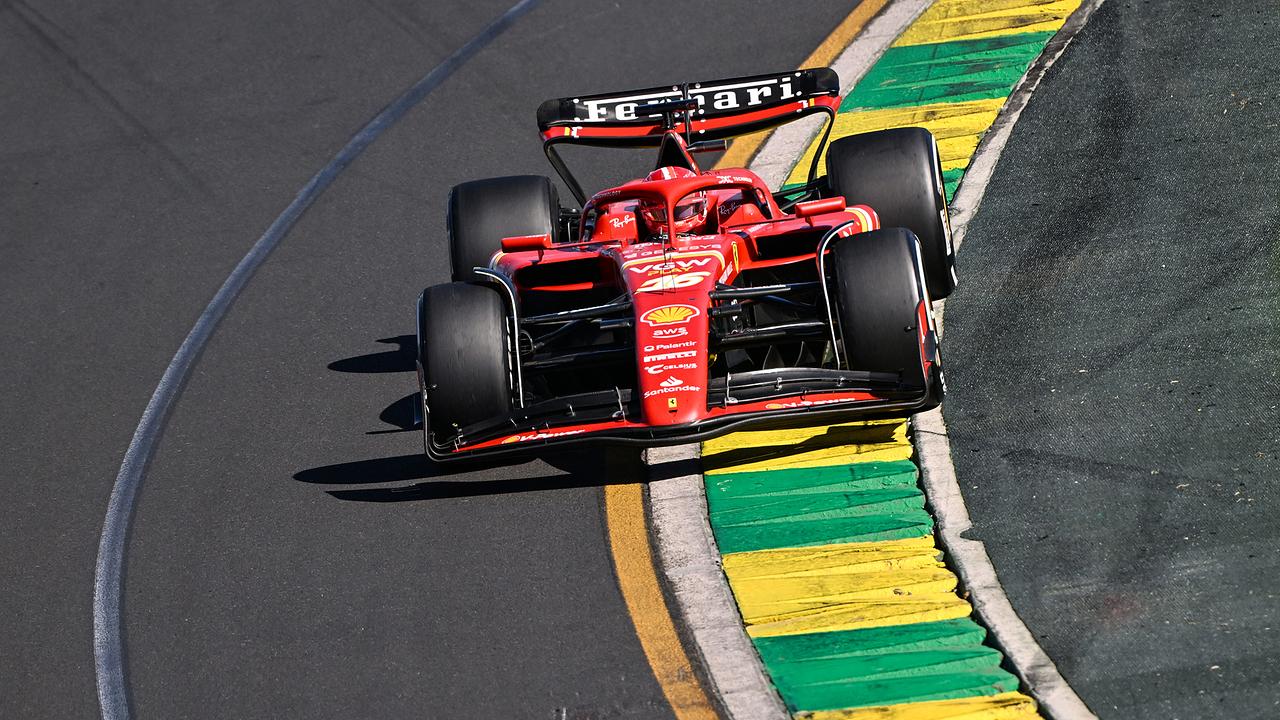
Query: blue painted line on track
xmin=91 ymin=1 xmax=542 ymax=717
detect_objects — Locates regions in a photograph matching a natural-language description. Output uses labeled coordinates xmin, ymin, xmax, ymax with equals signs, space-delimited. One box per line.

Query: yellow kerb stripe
xmin=714 ymin=0 xmax=893 ymax=170
xmin=893 ymin=0 xmax=1083 ymax=47
xmin=799 ymin=691 xmax=1040 ymax=720
xmin=703 ymin=419 xmax=912 ymax=475
xmin=722 ymin=536 xmax=971 ymax=638
xmin=786 ymin=98 xmax=1006 ymax=186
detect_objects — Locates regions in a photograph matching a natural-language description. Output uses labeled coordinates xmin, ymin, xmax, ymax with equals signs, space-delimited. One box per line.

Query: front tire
xmin=447 ymin=175 xmax=559 ymax=281
xmin=826 ymin=127 xmax=956 ymax=300
xmin=417 ymin=283 xmax=511 ymax=440
xmin=830 ymin=228 xmax=930 ymax=388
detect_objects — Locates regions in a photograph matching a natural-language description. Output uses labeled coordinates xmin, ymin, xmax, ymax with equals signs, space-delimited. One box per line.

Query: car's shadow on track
xmin=699 ymin=421 xmax=899 ymax=472
xmin=327 ymin=335 xmax=416 ymax=374
xmin=304 ymin=335 xmax=654 ymax=502
xmin=327 ymin=335 xmax=421 ymax=435
xmin=294 ymin=449 xmax=638 ymax=502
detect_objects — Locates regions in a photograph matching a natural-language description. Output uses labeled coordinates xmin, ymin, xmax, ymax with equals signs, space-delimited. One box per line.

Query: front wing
xmin=423 ymin=366 xmax=942 ymax=462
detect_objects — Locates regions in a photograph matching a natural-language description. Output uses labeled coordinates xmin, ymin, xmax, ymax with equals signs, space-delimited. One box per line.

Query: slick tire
xmin=447 ymin=175 xmax=560 ymax=281
xmin=417 ymin=282 xmax=511 ymax=437
xmin=826 ymin=127 xmax=956 ymax=299
xmin=831 ymin=228 xmax=929 ymax=388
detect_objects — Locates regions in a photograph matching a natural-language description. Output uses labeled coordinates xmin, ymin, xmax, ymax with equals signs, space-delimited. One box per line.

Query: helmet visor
xmin=645 ymin=199 xmax=704 ymax=223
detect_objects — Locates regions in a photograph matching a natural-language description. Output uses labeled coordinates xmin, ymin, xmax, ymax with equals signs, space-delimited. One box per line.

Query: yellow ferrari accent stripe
xmin=703 ymin=419 xmax=912 ymax=475
xmin=723 ymin=536 xmax=972 ymax=638
xmin=799 ymin=691 xmax=1040 ymax=720
xmin=621 ymin=249 xmax=726 ymax=270
xmin=714 ymin=0 xmax=893 ymax=170
xmin=893 ymin=0 xmax=1083 ymax=46
xmin=604 ymin=483 xmax=718 ymax=719
xmin=786 ymin=97 xmax=1006 ymax=186
xmin=847 ymin=205 xmax=877 ymax=231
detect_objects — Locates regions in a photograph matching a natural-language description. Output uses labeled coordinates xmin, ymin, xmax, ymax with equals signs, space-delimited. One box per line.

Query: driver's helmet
xmin=639 ymin=167 xmax=708 ymax=237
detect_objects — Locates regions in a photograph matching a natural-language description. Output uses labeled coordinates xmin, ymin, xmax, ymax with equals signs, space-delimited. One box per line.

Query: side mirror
xmin=794 ymin=197 xmax=847 ymax=218
xmin=500 ymin=233 xmax=552 ymax=252
xmin=687 ymin=139 xmax=728 ymax=154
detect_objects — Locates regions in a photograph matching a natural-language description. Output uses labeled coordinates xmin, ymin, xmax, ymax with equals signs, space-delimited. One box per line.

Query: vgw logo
xmin=626 ymin=256 xmax=716 ymax=277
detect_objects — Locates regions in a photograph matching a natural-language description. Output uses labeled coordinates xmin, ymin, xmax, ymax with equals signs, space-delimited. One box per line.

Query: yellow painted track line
xmin=714 ymin=0 xmax=893 ymax=170
xmin=605 ymin=482 xmax=719 ymax=719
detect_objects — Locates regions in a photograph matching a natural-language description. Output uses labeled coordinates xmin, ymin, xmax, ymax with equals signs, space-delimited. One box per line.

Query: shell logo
xmin=640 ymin=304 xmax=699 ymax=326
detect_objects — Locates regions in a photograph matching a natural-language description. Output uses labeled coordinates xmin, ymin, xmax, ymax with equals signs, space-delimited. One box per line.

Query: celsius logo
xmin=644 ymin=362 xmax=697 ymax=375
xmin=640 ymin=304 xmax=699 ymax=326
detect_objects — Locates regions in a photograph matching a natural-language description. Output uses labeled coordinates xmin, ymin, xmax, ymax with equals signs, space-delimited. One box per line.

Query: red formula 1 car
xmin=416 ymin=68 xmax=956 ymax=461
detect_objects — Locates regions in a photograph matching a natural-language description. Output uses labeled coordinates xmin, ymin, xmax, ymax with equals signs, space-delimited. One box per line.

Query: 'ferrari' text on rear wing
xmin=537 ymin=68 xmax=839 ymax=146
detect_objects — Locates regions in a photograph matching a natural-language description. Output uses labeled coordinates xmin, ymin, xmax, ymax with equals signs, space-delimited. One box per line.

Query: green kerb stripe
xmin=753 ymin=618 xmax=1022 ymax=712
xmin=943 ymin=167 xmax=965 ymax=202
xmin=706 ymin=460 xmax=932 ymax=554
xmin=841 ymin=31 xmax=1057 ymax=112
xmin=704 ymin=12 xmax=1085 ymax=720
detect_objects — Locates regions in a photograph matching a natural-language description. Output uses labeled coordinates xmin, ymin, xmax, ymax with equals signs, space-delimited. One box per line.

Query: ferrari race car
xmin=416 ymin=68 xmax=956 ymax=460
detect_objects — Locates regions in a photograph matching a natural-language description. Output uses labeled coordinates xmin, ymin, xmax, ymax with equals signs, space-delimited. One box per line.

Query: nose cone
xmin=620 ymin=241 xmax=728 ymax=426
xmin=635 ymin=303 xmax=707 ymax=425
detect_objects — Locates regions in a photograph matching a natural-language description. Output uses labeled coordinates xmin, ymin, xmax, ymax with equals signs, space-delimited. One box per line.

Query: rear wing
xmin=538 ymin=68 xmax=839 ymax=145
xmin=538 ymin=68 xmax=840 ymax=203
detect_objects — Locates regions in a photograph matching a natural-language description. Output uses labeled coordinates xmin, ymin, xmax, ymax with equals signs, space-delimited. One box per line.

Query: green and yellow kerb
xmin=704 ymin=1 xmax=1085 ymax=717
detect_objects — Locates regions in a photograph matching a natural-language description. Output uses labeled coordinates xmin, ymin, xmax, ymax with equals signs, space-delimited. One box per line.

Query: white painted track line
xmin=90 ymin=3 xmax=543 ymax=718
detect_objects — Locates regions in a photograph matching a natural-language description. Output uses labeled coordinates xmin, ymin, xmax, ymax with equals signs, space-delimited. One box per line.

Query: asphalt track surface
xmin=942 ymin=2 xmax=1279 ymax=718
xmin=0 ymin=1 xmax=858 ymax=717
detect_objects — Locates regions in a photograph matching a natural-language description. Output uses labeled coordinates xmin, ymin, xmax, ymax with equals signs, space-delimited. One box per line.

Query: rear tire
xmin=826 ymin=127 xmax=956 ymax=300
xmin=448 ymin=175 xmax=559 ymax=281
xmin=830 ymin=228 xmax=929 ymax=388
xmin=417 ymin=283 xmax=511 ymax=436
